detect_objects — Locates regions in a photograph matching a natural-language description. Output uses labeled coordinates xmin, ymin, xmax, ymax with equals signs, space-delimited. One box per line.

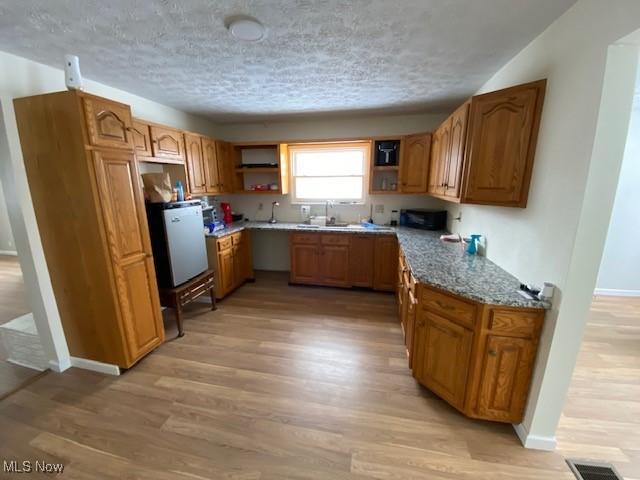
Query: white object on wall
xmin=64 ymin=54 xmax=84 ymax=91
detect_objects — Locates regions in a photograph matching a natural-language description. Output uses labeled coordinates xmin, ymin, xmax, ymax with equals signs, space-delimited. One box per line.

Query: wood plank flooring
xmin=0 ymin=254 xmax=41 ymax=400
xmin=0 ymin=255 xmax=30 ymax=326
xmin=0 ymin=272 xmax=636 ymax=479
xmin=556 ymin=295 xmax=640 ymax=480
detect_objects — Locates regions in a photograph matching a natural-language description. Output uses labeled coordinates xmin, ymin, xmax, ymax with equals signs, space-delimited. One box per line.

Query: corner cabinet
xmin=14 ymin=91 xmax=164 ymax=368
xmin=428 ymin=80 xmax=546 ymax=207
xmin=398 ymin=248 xmax=545 ymax=423
xmin=400 ymin=133 xmax=431 ymax=193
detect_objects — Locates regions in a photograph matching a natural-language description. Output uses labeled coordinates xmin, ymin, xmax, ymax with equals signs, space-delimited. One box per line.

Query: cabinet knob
xmin=488 ymin=350 xmax=497 ymax=357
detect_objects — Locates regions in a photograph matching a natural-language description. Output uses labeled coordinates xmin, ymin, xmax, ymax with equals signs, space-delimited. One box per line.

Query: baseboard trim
xmin=594 ymin=288 xmax=640 ymax=297
xmin=70 ymin=357 xmax=120 ymax=376
xmin=0 ymin=249 xmax=18 ymax=256
xmin=513 ymin=423 xmax=557 ymax=451
xmin=48 ymin=357 xmax=71 ymax=373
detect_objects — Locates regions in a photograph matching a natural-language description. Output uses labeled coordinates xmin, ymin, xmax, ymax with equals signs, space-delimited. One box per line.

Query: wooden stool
xmin=158 ymin=270 xmax=216 ymax=337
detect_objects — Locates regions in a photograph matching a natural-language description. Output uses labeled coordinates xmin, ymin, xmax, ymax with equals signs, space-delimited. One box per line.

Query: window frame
xmin=288 ymin=141 xmax=370 ymax=205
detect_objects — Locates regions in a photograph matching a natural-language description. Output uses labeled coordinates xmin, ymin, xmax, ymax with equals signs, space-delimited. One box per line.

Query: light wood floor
xmin=0 ymin=254 xmax=41 ymax=399
xmin=556 ymin=295 xmax=640 ymax=480
xmin=0 ymin=255 xmax=30 ymax=326
xmin=0 ymin=273 xmax=636 ymax=479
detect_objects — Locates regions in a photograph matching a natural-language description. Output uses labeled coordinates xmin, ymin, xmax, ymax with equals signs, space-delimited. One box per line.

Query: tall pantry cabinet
xmin=14 ymin=91 xmax=165 ymax=369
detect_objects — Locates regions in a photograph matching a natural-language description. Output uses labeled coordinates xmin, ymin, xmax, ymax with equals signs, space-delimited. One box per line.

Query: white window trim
xmin=288 ymin=142 xmax=370 ymax=205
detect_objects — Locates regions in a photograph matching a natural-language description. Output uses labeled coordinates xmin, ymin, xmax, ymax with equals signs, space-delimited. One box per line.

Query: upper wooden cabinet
xmin=427 ymin=80 xmax=546 ymax=207
xmin=184 ymin=133 xmax=206 ymax=194
xmin=400 ymin=133 xmax=431 ymax=193
xmin=444 ymin=102 xmax=469 ymax=198
xmin=216 ymin=141 xmax=235 ymax=193
xmin=14 ymin=90 xmax=164 ymax=369
xmin=462 ymin=81 xmax=546 ymax=206
xmin=131 ymin=119 xmax=153 ymax=158
xmin=82 ymin=95 xmax=134 ymax=150
xmin=202 ymin=138 xmax=222 ymax=194
xmin=149 ymin=124 xmax=185 ymax=162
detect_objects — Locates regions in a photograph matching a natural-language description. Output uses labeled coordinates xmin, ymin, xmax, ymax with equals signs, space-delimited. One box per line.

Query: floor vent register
xmin=566 ymin=459 xmax=624 ymax=480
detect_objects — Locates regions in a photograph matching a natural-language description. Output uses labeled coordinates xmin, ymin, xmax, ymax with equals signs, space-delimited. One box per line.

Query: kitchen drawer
xmin=291 ymin=233 xmax=319 ymax=245
xmin=487 ymin=309 xmax=541 ymax=338
xmin=421 ymin=287 xmax=477 ymax=329
xmin=321 ymin=234 xmax=350 ymax=246
xmin=217 ymin=236 xmax=233 ymax=251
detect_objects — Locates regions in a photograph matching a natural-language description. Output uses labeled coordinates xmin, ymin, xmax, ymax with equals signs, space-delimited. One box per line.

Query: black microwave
xmin=399 ymin=209 xmax=447 ymax=230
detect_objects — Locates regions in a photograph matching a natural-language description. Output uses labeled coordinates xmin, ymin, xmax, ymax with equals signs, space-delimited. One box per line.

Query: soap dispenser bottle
xmin=466 ymin=234 xmax=481 ymax=255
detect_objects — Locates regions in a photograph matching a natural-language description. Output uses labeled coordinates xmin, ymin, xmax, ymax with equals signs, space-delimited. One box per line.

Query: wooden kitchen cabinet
xmin=400 ymin=133 xmax=431 ymax=193
xmin=150 ymin=124 xmax=185 ymax=162
xmin=184 ymin=133 xmax=206 ymax=194
xmin=202 ymin=137 xmax=222 ymax=194
xmin=215 ymin=140 xmax=235 ymax=193
xmin=416 ymin=310 xmax=473 ymax=411
xmin=427 ymin=80 xmax=546 ymax=207
xmin=131 ymin=119 xmax=153 ymax=158
xmin=14 ymin=90 xmax=164 ymax=368
xmin=349 ymin=236 xmax=374 ymax=288
xmin=82 ymin=95 xmax=134 ymax=150
xmin=373 ymin=236 xmax=399 ymax=291
xmin=290 ymin=243 xmax=321 ymax=284
xmin=319 ymin=243 xmax=350 ymax=288
xmin=406 ymin=275 xmax=545 ymax=423
xmin=444 ymin=102 xmax=469 ymax=198
xmin=207 ymin=230 xmax=254 ymax=299
xmin=290 ymin=233 xmax=350 ymax=287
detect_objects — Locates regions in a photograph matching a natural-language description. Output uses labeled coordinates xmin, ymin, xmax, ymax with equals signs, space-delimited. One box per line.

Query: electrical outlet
xmin=374 ymin=204 xmax=384 ymax=214
xmin=300 ymin=205 xmax=311 ymax=217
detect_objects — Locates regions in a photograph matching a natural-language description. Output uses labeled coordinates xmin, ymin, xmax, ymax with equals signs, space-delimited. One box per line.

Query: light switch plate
xmin=300 ymin=205 xmax=311 ymax=218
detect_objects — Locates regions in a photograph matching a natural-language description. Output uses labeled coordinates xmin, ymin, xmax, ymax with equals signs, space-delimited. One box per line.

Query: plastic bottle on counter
xmin=175 ymin=181 xmax=185 ymax=202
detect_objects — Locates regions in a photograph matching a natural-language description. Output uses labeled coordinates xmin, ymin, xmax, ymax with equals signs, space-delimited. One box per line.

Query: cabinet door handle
xmin=488 ymin=350 xmax=497 ymax=357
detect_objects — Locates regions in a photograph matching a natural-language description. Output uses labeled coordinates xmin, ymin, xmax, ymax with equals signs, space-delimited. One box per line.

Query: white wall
xmin=0 ymin=180 xmax=15 ymax=254
xmin=596 ymin=79 xmax=640 ymax=296
xmin=217 ymin=112 xmax=450 ymax=270
xmin=442 ymin=1 xmax=640 ymax=448
xmin=0 ymin=49 xmax=219 ymax=370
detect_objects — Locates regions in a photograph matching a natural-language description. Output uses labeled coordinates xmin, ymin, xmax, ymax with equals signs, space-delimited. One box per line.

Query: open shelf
xmin=234 ymin=167 xmax=280 ymax=173
xmin=231 ymin=143 xmax=290 ymax=195
xmin=373 ymin=165 xmax=400 ymax=171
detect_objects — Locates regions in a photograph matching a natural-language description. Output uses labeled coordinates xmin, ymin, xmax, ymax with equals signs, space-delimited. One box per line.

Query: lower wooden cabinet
xmin=289 ymin=233 xmax=397 ymax=291
xmin=415 ymin=310 xmax=473 ymax=411
xmin=373 ymin=236 xmax=399 ymax=291
xmin=402 ymin=260 xmax=545 ymax=423
xmin=206 ymin=230 xmax=254 ymax=299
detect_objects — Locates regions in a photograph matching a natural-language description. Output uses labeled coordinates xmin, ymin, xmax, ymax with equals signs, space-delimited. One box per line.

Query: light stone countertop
xmin=205 ymin=221 xmax=547 ymax=309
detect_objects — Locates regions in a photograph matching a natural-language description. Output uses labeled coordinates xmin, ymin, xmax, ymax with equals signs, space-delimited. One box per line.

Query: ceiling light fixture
xmin=226 ymin=15 xmax=266 ymax=42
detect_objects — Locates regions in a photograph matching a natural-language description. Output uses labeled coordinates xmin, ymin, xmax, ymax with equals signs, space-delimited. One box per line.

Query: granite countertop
xmin=205 ymin=221 xmax=547 ymax=309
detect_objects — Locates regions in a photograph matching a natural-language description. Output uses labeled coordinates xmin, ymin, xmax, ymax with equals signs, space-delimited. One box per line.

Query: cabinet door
xmin=217 ymin=247 xmax=235 ymax=297
xmin=429 ymin=119 xmax=450 ymax=195
xmin=290 ymin=244 xmax=320 ymax=284
xmin=202 ymin=138 xmax=221 ymax=194
xmin=477 ymin=335 xmax=536 ymax=422
xmin=444 ymin=102 xmax=469 ymax=198
xmin=215 ymin=141 xmax=235 ymax=193
xmin=463 ymin=80 xmax=545 ymax=206
xmin=150 ymin=125 xmax=185 ymax=161
xmin=92 ymin=150 xmax=164 ymax=363
xmin=349 ymin=235 xmax=374 ymax=287
xmin=373 ymin=236 xmax=399 ymax=291
xmin=319 ymin=245 xmax=350 ymax=287
xmin=82 ymin=96 xmax=133 ymax=150
xmin=131 ymin=120 xmax=152 ymax=158
xmin=416 ymin=311 xmax=473 ymax=410
xmin=400 ymin=133 xmax=431 ymax=193
xmin=185 ymin=133 xmax=206 ymax=194
xmin=405 ymin=289 xmax=418 ymax=368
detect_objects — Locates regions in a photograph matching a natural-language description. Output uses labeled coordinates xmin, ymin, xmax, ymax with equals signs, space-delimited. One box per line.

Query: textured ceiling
xmin=0 ymin=0 xmax=576 ymax=123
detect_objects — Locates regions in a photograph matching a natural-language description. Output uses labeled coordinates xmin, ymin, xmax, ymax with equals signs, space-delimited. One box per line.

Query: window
xmin=289 ymin=142 xmax=369 ymax=203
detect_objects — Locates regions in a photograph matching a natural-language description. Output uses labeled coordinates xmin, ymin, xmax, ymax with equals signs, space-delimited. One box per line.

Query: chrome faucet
xmin=325 ymin=200 xmax=335 ymax=224
xmin=268 ymin=201 xmax=279 ymax=224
